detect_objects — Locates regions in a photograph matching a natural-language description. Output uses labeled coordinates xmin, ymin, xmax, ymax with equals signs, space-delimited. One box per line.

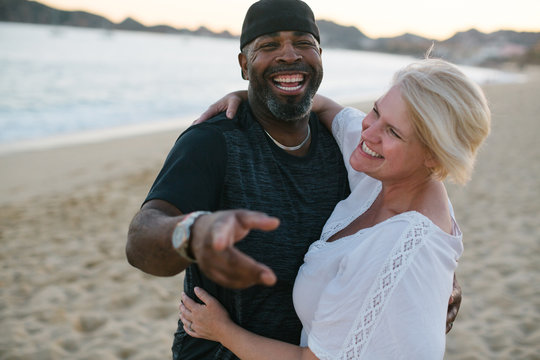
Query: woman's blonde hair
xmin=393 ymin=58 xmax=491 ymax=184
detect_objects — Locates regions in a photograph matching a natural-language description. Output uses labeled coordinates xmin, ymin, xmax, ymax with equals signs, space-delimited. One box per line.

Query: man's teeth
xmin=276 ymin=84 xmax=302 ymax=91
xmin=362 ymin=141 xmax=383 ymax=158
xmin=274 ymin=74 xmax=303 ymax=91
xmin=274 ymin=74 xmax=303 ymax=83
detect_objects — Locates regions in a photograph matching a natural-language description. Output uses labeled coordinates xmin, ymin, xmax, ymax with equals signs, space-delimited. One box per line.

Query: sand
xmin=1 ymin=66 xmax=539 ymax=359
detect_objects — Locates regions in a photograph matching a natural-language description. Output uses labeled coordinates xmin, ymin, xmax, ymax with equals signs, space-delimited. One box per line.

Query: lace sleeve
xmin=307 ymin=214 xmax=437 ymax=359
xmin=331 ymin=107 xmax=367 ymax=190
xmin=332 ymin=107 xmax=365 ymax=154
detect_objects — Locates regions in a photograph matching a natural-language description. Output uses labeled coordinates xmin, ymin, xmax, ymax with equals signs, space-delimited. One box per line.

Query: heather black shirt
xmin=145 ymin=102 xmax=349 ymax=360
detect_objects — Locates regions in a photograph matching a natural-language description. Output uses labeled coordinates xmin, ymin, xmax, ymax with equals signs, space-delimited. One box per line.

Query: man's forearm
xmin=126 ymin=207 xmax=190 ymax=276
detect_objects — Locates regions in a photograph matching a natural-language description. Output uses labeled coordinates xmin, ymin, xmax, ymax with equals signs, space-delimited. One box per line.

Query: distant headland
xmin=1 ymin=0 xmax=539 ymax=67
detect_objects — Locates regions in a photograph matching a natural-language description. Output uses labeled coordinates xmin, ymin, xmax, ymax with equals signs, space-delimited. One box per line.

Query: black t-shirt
xmin=145 ymin=103 xmax=349 ymax=360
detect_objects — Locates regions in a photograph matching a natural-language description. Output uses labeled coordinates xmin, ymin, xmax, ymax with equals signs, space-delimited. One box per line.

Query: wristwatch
xmin=172 ymin=211 xmax=211 ymax=263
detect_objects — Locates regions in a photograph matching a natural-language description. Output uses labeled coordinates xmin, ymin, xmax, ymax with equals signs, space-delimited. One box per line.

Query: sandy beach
xmin=1 ymin=66 xmax=539 ymax=359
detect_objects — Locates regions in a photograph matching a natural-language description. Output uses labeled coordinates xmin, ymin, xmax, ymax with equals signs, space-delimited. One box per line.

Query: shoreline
xmin=1 ymin=66 xmax=539 ymax=359
xmin=0 ymin=63 xmax=528 ymax=157
xmin=0 ymin=117 xmax=195 ymax=156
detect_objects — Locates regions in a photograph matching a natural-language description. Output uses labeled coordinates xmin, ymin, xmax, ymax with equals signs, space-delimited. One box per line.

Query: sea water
xmin=0 ymin=22 xmax=521 ymax=147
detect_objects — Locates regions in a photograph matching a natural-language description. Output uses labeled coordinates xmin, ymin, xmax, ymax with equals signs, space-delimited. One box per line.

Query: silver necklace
xmin=264 ymin=126 xmax=311 ymax=151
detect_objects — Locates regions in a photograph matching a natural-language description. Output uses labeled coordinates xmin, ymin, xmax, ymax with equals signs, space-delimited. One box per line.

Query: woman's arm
xmin=193 ymin=91 xmax=247 ymax=124
xmin=311 ymin=94 xmax=344 ymax=131
xmin=181 ymin=287 xmax=318 ymax=360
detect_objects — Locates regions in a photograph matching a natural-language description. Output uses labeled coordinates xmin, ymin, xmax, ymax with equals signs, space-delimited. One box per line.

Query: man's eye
xmin=260 ymin=42 xmax=278 ymax=49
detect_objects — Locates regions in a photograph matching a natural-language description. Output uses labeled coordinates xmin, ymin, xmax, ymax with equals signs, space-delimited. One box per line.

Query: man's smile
xmin=272 ymin=74 xmax=305 ymax=92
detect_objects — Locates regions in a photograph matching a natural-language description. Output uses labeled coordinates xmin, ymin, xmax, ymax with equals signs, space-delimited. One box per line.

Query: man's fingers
xmin=446 ymin=301 xmax=459 ymax=333
xmin=194 ymin=210 xmax=279 ymax=288
xmin=236 ymin=211 xmax=280 ymax=231
xmin=211 ymin=211 xmax=280 ymax=251
xmin=259 ymin=266 xmax=277 ymax=286
xmin=211 ymin=215 xmax=239 ymax=251
xmin=447 ymin=303 xmax=458 ymax=322
xmin=203 ymin=247 xmax=276 ymax=288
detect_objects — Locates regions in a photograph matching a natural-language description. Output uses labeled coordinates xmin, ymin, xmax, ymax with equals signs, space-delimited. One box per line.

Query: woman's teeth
xmin=362 ymin=141 xmax=383 ymax=158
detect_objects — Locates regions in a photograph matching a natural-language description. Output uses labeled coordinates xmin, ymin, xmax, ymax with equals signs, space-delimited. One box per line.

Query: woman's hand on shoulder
xmin=193 ymin=91 xmax=248 ymax=124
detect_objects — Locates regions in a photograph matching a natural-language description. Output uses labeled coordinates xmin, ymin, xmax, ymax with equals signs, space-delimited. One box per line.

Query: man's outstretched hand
xmin=191 ymin=210 xmax=280 ymax=289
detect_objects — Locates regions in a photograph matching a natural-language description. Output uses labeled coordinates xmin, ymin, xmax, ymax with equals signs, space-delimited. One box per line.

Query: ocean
xmin=0 ymin=22 xmax=522 ymax=148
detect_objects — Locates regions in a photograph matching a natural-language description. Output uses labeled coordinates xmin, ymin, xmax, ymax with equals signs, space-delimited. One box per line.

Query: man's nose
xmin=276 ymin=43 xmax=301 ymax=63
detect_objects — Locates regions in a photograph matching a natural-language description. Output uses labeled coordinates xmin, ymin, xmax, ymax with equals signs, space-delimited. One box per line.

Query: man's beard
xmin=251 ymin=64 xmax=323 ymax=122
xmin=266 ymin=87 xmax=315 ymax=122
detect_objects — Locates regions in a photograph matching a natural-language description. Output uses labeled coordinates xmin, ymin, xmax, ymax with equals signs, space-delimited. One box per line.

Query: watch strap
xmin=172 ymin=211 xmax=211 ymax=262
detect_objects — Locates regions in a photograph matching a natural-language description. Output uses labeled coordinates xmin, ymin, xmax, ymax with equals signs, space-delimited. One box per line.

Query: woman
xmin=179 ymin=59 xmax=490 ymax=359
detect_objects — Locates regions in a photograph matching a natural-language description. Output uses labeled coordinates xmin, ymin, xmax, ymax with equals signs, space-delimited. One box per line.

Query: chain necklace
xmin=264 ymin=125 xmax=311 ymax=151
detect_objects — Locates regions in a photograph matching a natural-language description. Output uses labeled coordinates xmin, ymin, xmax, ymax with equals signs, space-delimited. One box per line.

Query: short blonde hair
xmin=393 ymin=59 xmax=491 ymax=184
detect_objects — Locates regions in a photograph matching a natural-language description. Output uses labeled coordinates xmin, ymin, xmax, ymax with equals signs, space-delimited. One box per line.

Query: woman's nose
xmin=362 ymin=112 xmax=376 ymax=131
xmin=362 ymin=114 xmax=380 ymax=141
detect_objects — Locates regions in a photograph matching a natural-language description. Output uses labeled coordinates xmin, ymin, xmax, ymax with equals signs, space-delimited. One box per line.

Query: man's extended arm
xmin=126 ymin=199 xmax=189 ymax=276
xmin=127 ymin=199 xmax=280 ymax=288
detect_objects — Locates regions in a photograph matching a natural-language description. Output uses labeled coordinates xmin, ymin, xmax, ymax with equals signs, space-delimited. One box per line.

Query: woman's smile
xmin=361 ymin=140 xmax=384 ymax=159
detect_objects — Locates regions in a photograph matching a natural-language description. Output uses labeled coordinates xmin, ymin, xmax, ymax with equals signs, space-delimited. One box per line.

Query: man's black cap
xmin=240 ymin=0 xmax=320 ymax=50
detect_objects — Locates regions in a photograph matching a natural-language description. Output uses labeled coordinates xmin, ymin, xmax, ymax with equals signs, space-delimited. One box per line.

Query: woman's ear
xmin=424 ymin=151 xmax=439 ymax=169
xmin=238 ymin=53 xmax=248 ymax=80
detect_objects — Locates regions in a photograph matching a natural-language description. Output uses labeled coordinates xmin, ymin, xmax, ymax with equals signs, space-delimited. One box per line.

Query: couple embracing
xmin=127 ymin=1 xmax=490 ymax=359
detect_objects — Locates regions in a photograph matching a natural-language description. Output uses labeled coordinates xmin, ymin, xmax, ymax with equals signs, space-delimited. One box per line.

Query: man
xmin=126 ymin=1 xmax=460 ymax=359
xmin=128 ymin=1 xmax=349 ymax=358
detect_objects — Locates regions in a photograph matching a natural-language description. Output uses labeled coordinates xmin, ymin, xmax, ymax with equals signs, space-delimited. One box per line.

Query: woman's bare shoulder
xmin=411 ymin=181 xmax=452 ymax=234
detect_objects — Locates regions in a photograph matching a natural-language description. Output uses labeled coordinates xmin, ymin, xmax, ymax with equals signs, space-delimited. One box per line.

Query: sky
xmin=38 ymin=0 xmax=539 ymax=41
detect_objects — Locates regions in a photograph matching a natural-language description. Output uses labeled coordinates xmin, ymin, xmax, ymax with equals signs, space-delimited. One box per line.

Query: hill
xmin=1 ymin=0 xmax=539 ymax=66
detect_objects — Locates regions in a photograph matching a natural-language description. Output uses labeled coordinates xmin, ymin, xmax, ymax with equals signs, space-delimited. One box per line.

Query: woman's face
xmin=349 ymin=85 xmax=433 ymax=184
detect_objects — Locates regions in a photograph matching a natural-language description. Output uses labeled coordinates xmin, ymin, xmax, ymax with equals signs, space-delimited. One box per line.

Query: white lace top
xmin=292 ymin=107 xmax=463 ymax=359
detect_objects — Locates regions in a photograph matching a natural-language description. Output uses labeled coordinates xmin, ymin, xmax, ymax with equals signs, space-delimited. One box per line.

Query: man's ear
xmin=238 ymin=53 xmax=248 ymax=80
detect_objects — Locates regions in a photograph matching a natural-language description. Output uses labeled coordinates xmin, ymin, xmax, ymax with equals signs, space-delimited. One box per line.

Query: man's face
xmin=240 ymin=31 xmax=323 ymax=122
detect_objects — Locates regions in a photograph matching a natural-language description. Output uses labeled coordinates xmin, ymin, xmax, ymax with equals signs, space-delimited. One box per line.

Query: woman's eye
xmin=389 ymin=128 xmax=401 ymax=139
xmin=372 ymin=107 xmax=379 ymax=117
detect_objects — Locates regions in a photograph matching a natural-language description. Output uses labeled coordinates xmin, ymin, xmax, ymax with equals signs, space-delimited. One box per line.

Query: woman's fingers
xmin=180 ymin=292 xmax=200 ymax=336
xmin=182 ymin=292 xmax=201 ymax=310
xmin=194 ymin=286 xmax=214 ymax=305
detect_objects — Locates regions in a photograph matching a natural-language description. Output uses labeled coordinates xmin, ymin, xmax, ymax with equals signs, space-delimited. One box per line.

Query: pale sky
xmin=39 ymin=0 xmax=539 ymax=40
